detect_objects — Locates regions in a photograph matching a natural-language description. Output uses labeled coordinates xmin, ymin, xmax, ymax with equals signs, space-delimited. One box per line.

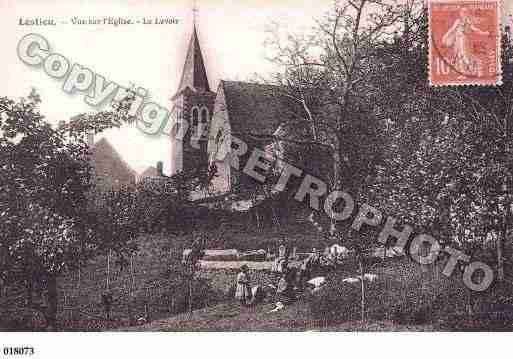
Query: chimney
xmin=156 ymin=161 xmax=163 ymax=176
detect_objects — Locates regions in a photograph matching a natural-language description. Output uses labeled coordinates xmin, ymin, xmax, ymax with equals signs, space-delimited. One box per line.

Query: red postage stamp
xmin=428 ymin=0 xmax=502 ymax=86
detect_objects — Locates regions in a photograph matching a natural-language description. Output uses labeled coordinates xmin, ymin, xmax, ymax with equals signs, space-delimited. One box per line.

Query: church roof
xmin=175 ymin=25 xmax=211 ymax=95
xmin=220 ymin=81 xmax=302 ymax=137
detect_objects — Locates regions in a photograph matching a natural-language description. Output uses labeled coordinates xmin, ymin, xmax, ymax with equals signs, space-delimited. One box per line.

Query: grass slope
xmin=124 ymin=299 xmax=434 ymax=332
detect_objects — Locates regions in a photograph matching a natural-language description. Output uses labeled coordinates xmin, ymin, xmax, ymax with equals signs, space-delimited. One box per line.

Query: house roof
xmin=136 ymin=166 xmax=159 ymax=183
xmin=91 ymin=138 xmax=136 ymax=188
xmin=175 ymin=25 xmax=211 ymax=95
xmin=220 ymin=81 xmax=303 ymax=137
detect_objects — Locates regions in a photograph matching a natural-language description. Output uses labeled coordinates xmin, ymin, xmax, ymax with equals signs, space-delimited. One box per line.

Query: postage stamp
xmin=428 ymin=0 xmax=502 ymax=86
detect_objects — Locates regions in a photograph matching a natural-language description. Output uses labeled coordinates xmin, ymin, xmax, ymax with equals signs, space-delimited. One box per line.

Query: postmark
xmin=428 ymin=0 xmax=502 ymax=86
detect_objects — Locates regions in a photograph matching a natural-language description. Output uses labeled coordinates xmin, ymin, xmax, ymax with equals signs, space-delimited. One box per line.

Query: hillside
xmin=125 ymin=300 xmax=434 ymax=332
xmin=2 ymin=228 xmax=512 ymax=331
xmin=1 ymin=227 xmax=326 ymax=330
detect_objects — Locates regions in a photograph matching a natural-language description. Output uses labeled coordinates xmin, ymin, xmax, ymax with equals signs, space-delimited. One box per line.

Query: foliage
xmin=0 ymin=308 xmax=47 ymax=331
xmin=88 ymin=187 xmax=139 ymax=261
xmin=132 ymin=166 xmax=211 ymax=233
xmin=306 ymin=273 xmax=394 ymax=324
xmin=0 ymin=89 xmax=138 ymax=326
xmin=306 ymin=279 xmax=361 ymax=324
xmin=365 ymin=7 xmax=513 ymax=277
xmin=160 ymin=267 xmax=225 ymax=314
xmin=265 ymin=0 xmax=411 ymax=195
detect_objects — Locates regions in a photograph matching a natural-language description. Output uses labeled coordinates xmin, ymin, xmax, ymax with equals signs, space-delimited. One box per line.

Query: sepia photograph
xmin=2 ymin=0 xmax=513 ymax=356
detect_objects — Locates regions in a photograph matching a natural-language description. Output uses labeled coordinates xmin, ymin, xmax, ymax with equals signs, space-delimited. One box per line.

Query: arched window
xmin=191 ymin=107 xmax=199 ymax=128
xmin=200 ymin=107 xmax=209 ymax=138
xmin=172 ymin=108 xmax=182 ymax=137
xmin=174 ymin=122 xmax=181 ymax=138
xmin=216 ymin=128 xmax=224 ymax=145
xmin=201 ymin=108 xmax=209 ymax=124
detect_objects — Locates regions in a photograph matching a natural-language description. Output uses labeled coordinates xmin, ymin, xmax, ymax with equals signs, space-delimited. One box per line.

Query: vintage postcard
xmin=1 ymin=0 xmax=513 ymax=357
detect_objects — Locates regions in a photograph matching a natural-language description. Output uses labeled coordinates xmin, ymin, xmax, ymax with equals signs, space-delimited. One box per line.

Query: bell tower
xmin=170 ymin=6 xmax=216 ymax=175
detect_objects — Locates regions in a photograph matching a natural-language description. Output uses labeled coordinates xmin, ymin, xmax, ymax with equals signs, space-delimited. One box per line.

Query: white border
xmin=2 ymin=332 xmax=513 ymax=359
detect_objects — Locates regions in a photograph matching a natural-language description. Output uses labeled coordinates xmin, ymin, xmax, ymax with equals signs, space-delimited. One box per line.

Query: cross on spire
xmin=192 ymin=0 xmax=199 ymax=26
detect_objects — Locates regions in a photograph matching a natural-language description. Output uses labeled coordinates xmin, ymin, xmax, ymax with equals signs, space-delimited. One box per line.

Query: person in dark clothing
xmin=276 ymin=268 xmax=297 ymax=305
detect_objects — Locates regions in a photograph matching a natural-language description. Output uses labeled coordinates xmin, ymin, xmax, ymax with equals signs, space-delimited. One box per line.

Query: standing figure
xmin=235 ymin=265 xmax=252 ymax=306
xmin=272 ymin=243 xmax=289 ymax=274
xmin=183 ymin=235 xmax=206 ymax=266
xmin=442 ymin=8 xmax=489 ymax=76
xmin=278 ymin=244 xmax=287 ymax=258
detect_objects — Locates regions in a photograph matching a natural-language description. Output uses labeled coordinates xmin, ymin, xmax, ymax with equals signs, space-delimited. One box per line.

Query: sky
xmin=0 ymin=0 xmax=332 ymax=175
xmin=1 ymin=0 xmax=512 ymax=174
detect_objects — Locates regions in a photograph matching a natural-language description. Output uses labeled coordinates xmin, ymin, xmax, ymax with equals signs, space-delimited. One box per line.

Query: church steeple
xmin=175 ymin=20 xmax=211 ymax=95
xmin=170 ymin=4 xmax=216 ymax=176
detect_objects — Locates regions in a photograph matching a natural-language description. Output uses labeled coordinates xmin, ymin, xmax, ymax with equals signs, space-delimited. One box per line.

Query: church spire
xmin=175 ymin=4 xmax=211 ymax=94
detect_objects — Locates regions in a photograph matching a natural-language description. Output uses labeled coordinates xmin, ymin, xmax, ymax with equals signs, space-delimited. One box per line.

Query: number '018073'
xmin=2 ymin=347 xmax=34 ymax=356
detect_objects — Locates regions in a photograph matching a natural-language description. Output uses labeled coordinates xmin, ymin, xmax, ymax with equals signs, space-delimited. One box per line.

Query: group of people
xmin=234 ymin=245 xmax=342 ymax=308
xmin=234 ymin=263 xmax=299 ymax=308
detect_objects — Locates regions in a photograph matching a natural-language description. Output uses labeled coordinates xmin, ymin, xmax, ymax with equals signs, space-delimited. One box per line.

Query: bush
xmin=306 ymin=279 xmax=361 ymax=324
xmin=438 ymin=308 xmax=513 ymax=331
xmin=391 ymin=301 xmax=432 ymax=325
xmin=388 ymin=281 xmax=438 ymax=325
xmin=437 ymin=282 xmax=513 ymax=331
xmin=472 ymin=302 xmax=513 ymax=331
xmin=170 ymin=278 xmax=223 ymax=313
xmin=306 ymin=273 xmax=394 ymax=324
xmin=430 ymin=281 xmax=468 ymax=320
xmin=156 ymin=275 xmax=224 ymax=315
xmin=0 ymin=308 xmax=47 ymax=331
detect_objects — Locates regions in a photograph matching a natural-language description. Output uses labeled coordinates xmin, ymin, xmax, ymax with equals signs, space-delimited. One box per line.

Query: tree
xmin=261 ymin=0 xmax=417 ymax=242
xmin=0 ymin=89 xmax=136 ymax=327
xmin=367 ymin=5 xmax=513 ymax=284
xmin=181 ymin=233 xmax=206 ymax=315
xmin=133 ymin=165 xmax=212 ymax=233
xmin=264 ymin=0 xmax=407 ymax=194
xmin=89 ymin=186 xmax=139 ymax=278
xmin=262 ymin=1 xmax=413 ymax=320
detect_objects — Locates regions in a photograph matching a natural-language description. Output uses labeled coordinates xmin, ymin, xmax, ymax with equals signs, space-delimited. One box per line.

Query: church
xmin=168 ymin=20 xmax=312 ymax=195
